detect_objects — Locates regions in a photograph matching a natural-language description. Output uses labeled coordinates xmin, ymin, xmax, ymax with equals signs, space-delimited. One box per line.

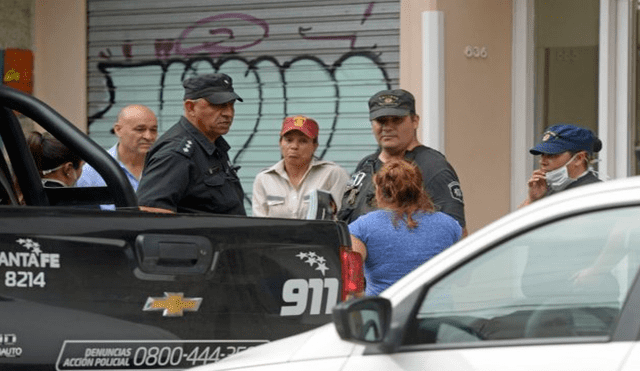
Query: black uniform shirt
xmin=339 ymin=145 xmax=466 ymax=227
xmin=137 ymin=116 xmax=246 ymax=215
xmin=401 ymin=145 xmax=465 ymax=227
xmin=546 ymin=170 xmax=602 ymax=197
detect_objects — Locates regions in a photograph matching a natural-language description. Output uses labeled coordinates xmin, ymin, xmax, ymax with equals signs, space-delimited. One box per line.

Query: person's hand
xmin=139 ymin=206 xmax=175 ymax=213
xmin=344 ymin=291 xmax=365 ymax=301
xmin=519 ymin=169 xmax=548 ymax=208
xmin=526 ymin=169 xmax=548 ymax=202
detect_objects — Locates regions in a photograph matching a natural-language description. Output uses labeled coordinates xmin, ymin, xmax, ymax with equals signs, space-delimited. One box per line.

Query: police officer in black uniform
xmin=338 ymin=89 xmax=467 ymax=236
xmin=519 ymin=123 xmax=602 ymax=208
xmin=137 ymin=73 xmax=245 ymax=215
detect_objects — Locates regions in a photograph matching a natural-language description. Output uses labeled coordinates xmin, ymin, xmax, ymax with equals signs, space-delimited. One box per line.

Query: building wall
xmin=30 ymin=0 xmax=513 ymax=233
xmin=84 ymin=0 xmax=399 ymax=215
xmin=401 ymin=0 xmax=513 ymax=234
xmin=33 ymin=0 xmax=86 ymax=131
xmin=0 ymin=0 xmax=35 ymax=132
xmin=534 ymin=0 xmax=599 ymax=135
xmin=0 ymin=0 xmax=33 ymax=49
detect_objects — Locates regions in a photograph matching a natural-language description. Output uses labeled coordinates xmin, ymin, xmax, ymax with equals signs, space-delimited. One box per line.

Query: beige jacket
xmin=252 ymin=158 xmax=349 ymax=219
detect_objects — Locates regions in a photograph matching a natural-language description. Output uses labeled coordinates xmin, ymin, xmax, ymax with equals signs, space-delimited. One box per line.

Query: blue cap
xmin=529 ymin=124 xmax=602 ymax=155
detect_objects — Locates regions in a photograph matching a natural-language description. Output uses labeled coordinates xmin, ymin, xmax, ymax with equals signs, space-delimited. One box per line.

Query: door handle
xmin=135 ymin=234 xmax=216 ymax=275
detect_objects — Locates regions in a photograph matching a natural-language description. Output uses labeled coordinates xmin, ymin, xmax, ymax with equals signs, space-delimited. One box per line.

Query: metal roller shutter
xmin=87 ymin=0 xmax=400 ymax=213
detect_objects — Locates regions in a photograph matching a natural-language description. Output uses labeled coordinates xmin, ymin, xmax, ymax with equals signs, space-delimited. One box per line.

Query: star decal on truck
xmin=17 ymin=238 xmax=41 ymax=255
xmin=143 ymin=292 xmax=202 ymax=317
xmin=295 ymin=251 xmax=329 ymax=276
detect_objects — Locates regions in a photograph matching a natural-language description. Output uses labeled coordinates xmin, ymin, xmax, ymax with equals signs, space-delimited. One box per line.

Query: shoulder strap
xmin=172 ymin=137 xmax=196 ymax=158
xmin=337 ymin=153 xmax=379 ymax=223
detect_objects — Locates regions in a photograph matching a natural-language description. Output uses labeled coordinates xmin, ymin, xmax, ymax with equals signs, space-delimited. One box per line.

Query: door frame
xmin=511 ymin=0 xmax=636 ymax=211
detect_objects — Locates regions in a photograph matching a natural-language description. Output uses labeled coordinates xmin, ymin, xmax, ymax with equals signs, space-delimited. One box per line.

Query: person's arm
xmin=349 ymin=235 xmax=367 ymax=298
xmin=328 ymin=166 xmax=351 ymax=212
xmin=251 ymin=174 xmax=268 ymax=217
xmin=139 ymin=206 xmax=175 ymax=213
xmin=424 ymin=168 xmax=467 ymax=235
xmin=573 ymin=219 xmax=634 ymax=285
xmin=137 ymin=146 xmax=190 ymax=212
xmin=350 ymin=235 xmax=367 ymax=261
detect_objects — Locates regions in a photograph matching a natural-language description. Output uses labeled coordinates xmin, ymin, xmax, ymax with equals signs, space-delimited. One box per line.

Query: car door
xmin=341 ymin=205 xmax=640 ymax=371
xmin=0 ymin=207 xmax=346 ymax=370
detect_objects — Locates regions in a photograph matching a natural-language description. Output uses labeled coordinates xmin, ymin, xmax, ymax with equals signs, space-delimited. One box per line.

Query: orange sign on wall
xmin=2 ymin=48 xmax=33 ymax=94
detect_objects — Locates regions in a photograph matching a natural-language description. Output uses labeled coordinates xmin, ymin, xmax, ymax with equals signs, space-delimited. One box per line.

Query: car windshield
xmin=405 ymin=206 xmax=640 ymax=344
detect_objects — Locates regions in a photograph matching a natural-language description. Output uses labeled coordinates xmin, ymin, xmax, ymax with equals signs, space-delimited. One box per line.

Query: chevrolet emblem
xmin=143 ymin=292 xmax=202 ymax=317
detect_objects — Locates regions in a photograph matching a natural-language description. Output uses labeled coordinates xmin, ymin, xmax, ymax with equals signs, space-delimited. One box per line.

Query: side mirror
xmin=332 ymin=297 xmax=391 ymax=344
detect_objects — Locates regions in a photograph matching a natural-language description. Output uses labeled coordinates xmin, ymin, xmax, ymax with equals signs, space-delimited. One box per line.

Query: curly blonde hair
xmin=374 ymin=159 xmax=435 ymax=229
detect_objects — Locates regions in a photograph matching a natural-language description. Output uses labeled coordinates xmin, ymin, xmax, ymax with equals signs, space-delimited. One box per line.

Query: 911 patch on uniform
xmin=448 ymin=181 xmax=464 ymax=203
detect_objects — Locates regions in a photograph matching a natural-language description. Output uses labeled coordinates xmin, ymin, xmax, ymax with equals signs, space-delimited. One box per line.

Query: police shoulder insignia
xmin=448 ymin=181 xmax=464 ymax=203
xmin=175 ymin=138 xmax=194 ymax=158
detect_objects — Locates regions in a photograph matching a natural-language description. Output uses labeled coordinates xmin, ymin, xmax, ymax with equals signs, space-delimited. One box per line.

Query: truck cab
xmin=0 ymin=85 xmax=363 ymax=370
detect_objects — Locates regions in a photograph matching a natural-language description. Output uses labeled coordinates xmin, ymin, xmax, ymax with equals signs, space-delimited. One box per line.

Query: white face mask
xmin=41 ymin=163 xmax=65 ymax=175
xmin=545 ymin=153 xmax=579 ymax=192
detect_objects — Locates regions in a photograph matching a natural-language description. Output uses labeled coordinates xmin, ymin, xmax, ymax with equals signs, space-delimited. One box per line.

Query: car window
xmin=404 ymin=206 xmax=640 ymax=345
xmin=0 ymin=137 xmax=20 ymax=205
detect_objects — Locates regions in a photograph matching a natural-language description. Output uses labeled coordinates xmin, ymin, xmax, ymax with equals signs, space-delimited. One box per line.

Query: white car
xmin=190 ymin=177 xmax=640 ymax=371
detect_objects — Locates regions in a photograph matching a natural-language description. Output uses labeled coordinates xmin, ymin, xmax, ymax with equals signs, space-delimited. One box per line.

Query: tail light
xmin=340 ymin=246 xmax=364 ymax=301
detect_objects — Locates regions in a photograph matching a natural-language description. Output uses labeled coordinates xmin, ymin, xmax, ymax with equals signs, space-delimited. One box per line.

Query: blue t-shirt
xmin=349 ymin=209 xmax=461 ymax=296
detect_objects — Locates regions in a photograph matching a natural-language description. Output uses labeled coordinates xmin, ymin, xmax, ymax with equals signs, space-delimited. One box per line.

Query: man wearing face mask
xmin=519 ymin=123 xmax=602 ymax=208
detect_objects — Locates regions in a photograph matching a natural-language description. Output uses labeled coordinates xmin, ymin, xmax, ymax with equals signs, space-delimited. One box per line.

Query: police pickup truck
xmin=0 ymin=86 xmax=363 ymax=371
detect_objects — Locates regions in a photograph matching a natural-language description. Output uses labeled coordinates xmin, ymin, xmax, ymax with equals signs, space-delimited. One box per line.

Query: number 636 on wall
xmin=280 ymin=278 xmax=339 ymax=316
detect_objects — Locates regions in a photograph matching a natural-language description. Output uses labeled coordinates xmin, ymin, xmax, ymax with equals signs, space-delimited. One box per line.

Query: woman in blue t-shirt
xmin=348 ymin=159 xmax=462 ymax=296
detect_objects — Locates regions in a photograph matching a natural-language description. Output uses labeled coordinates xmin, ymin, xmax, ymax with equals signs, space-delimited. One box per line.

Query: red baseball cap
xmin=280 ymin=115 xmax=319 ymax=139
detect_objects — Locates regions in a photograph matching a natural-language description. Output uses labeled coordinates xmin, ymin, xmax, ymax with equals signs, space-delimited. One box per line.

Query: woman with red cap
xmin=252 ymin=115 xmax=349 ymax=219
